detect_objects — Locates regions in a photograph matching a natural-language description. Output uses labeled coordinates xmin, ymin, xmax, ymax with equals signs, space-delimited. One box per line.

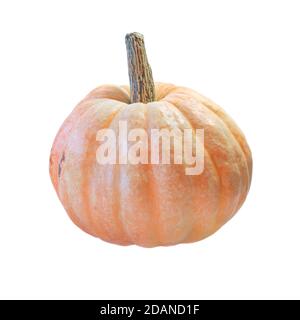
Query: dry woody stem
xmin=125 ymin=32 xmax=155 ymax=103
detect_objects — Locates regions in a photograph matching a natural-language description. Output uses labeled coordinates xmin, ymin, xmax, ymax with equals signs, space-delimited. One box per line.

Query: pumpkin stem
xmin=125 ymin=32 xmax=155 ymax=103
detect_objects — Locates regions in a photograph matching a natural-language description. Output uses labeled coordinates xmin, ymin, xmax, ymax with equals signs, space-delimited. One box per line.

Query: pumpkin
xmin=50 ymin=32 xmax=252 ymax=247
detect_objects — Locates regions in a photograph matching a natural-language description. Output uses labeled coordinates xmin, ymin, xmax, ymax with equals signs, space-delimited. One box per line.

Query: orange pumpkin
xmin=50 ymin=33 xmax=252 ymax=247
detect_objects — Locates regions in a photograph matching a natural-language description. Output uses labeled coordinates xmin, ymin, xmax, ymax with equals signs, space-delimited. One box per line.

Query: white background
xmin=0 ymin=0 xmax=299 ymax=300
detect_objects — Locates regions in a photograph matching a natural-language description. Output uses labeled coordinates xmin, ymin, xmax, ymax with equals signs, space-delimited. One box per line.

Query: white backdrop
xmin=0 ymin=0 xmax=299 ymax=299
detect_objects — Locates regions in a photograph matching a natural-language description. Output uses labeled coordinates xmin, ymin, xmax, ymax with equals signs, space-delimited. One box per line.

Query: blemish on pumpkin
xmin=58 ymin=152 xmax=65 ymax=178
xmin=49 ymin=154 xmax=54 ymax=166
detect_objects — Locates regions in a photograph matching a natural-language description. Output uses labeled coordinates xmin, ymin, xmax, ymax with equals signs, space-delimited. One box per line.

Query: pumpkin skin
xmin=50 ymin=83 xmax=252 ymax=247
